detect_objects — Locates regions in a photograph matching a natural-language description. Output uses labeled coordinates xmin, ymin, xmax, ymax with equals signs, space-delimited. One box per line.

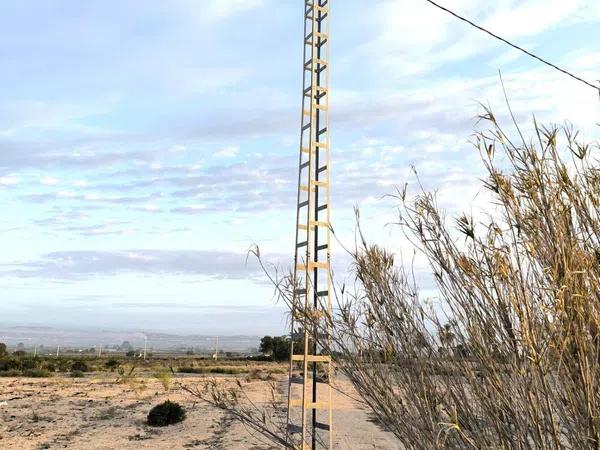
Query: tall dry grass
xmin=307 ymin=111 xmax=600 ymax=449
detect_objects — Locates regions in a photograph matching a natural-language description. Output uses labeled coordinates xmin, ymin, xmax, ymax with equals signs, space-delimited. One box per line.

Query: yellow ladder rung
xmin=289 ymin=398 xmax=331 ymax=410
xmin=297 ymin=261 xmax=328 ymax=270
xmin=291 ymin=354 xmax=331 ymax=362
xmin=298 ymin=224 xmax=308 ymax=230
xmin=305 ymin=32 xmax=328 ymax=46
xmin=313 ymin=142 xmax=328 ymax=148
xmin=314 ymin=103 xmax=328 ymax=111
xmin=309 ymin=220 xmax=329 ymax=227
xmin=304 ymin=58 xmax=328 ymax=68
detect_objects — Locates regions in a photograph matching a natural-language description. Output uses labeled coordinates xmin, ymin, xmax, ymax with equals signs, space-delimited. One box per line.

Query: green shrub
xmin=71 ymin=360 xmax=89 ymax=372
xmin=147 ymin=401 xmax=186 ymax=427
xmin=56 ymin=359 xmax=72 ymax=372
xmin=0 ymin=357 xmax=21 ymax=371
xmin=0 ymin=369 xmax=22 ymax=377
xmin=70 ymin=370 xmax=84 ymax=378
xmin=21 ymin=358 xmax=38 ymax=370
xmin=104 ymin=358 xmax=120 ymax=371
xmin=42 ymin=362 xmax=56 ymax=372
xmin=22 ymin=369 xmax=52 ymax=378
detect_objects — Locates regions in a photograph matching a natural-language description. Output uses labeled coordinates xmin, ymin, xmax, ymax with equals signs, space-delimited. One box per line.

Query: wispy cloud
xmin=3 ymin=249 xmax=267 ymax=281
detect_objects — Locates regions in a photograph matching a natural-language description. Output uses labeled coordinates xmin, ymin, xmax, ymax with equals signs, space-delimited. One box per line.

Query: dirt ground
xmin=0 ymin=373 xmax=398 ymax=449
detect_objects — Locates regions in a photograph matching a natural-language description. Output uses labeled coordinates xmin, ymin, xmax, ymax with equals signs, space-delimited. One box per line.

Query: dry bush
xmin=152 ymin=368 xmax=173 ymax=392
xmin=304 ymin=111 xmax=600 ymax=449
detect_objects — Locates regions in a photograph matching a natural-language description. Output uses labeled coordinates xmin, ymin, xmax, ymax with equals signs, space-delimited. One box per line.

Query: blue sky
xmin=0 ymin=0 xmax=598 ymax=335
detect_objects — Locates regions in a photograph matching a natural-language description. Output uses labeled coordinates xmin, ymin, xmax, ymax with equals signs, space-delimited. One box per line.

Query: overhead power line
xmin=423 ymin=0 xmax=599 ymax=94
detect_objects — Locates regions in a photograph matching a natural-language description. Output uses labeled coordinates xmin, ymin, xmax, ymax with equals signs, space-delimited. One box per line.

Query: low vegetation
xmin=178 ymin=366 xmax=247 ymax=375
xmin=147 ymin=400 xmax=186 ymax=427
xmin=70 ymin=360 xmax=89 ymax=373
xmin=0 ymin=348 xmax=285 ymax=383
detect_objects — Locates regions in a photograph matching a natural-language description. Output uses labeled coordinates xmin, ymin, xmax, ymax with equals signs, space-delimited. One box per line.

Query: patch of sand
xmin=0 ymin=373 xmax=397 ymax=449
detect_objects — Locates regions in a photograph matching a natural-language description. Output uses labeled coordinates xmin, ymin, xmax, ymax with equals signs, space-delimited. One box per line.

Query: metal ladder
xmin=287 ymin=1 xmax=333 ymax=449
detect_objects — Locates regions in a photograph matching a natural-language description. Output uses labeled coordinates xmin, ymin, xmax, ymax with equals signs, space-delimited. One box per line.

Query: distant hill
xmin=0 ymin=325 xmax=261 ymax=352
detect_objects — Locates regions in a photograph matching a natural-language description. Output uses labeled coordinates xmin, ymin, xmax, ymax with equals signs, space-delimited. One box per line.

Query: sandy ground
xmin=0 ymin=373 xmax=398 ymax=449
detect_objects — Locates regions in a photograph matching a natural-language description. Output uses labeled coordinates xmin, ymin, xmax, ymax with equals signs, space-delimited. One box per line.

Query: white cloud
xmin=483 ymin=0 xmax=595 ymax=39
xmin=142 ymin=204 xmax=161 ymax=212
xmin=360 ymin=0 xmax=600 ymax=77
xmin=40 ymin=177 xmax=59 ymax=186
xmin=0 ymin=175 xmax=19 ymax=186
xmin=4 ymin=249 xmax=267 ymax=280
xmin=173 ymin=204 xmax=207 ymax=213
xmin=204 ymin=0 xmax=264 ymax=20
xmin=213 ymin=145 xmax=239 ymax=159
xmin=488 ymin=48 xmax=525 ymax=67
xmin=56 ymin=190 xmax=78 ymax=198
xmin=172 ymin=0 xmax=265 ymax=24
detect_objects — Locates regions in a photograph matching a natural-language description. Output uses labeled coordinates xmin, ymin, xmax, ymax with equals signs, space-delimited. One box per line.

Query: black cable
xmin=423 ymin=0 xmax=600 ymax=94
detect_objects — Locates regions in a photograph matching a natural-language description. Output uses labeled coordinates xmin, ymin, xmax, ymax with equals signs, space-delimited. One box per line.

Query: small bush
xmin=71 ymin=360 xmax=89 ymax=372
xmin=147 ymin=401 xmax=186 ymax=427
xmin=56 ymin=359 xmax=72 ymax=372
xmin=22 ymin=369 xmax=52 ymax=378
xmin=21 ymin=358 xmax=38 ymax=370
xmin=42 ymin=362 xmax=56 ymax=372
xmin=0 ymin=357 xmax=21 ymax=371
xmin=105 ymin=358 xmax=120 ymax=371
xmin=70 ymin=370 xmax=84 ymax=378
xmin=0 ymin=369 xmax=22 ymax=377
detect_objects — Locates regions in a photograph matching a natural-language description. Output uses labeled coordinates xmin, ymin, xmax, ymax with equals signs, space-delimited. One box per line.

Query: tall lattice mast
xmin=287 ymin=1 xmax=333 ymax=449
